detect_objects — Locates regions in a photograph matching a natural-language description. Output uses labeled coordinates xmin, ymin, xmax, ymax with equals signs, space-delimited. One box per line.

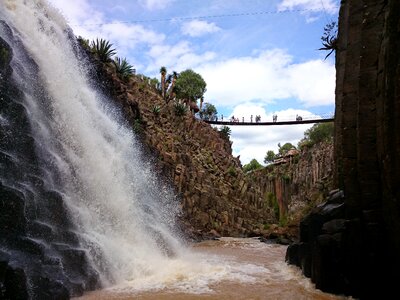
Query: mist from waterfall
xmin=0 ymin=0 xmax=187 ymax=287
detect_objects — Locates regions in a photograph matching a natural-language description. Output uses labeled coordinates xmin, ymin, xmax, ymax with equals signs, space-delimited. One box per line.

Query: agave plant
xmin=113 ymin=57 xmax=135 ymax=79
xmin=90 ymin=38 xmax=116 ymax=62
xmin=174 ymin=100 xmax=187 ymax=117
xmin=152 ymin=105 xmax=161 ymax=116
xmin=133 ymin=118 xmax=143 ymax=133
xmin=77 ymin=36 xmax=90 ymax=51
xmin=319 ymin=22 xmax=337 ymax=60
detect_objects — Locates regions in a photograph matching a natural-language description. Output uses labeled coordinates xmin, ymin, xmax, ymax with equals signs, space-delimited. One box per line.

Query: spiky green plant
xmin=77 ymin=36 xmax=90 ymax=51
xmin=174 ymin=100 xmax=187 ymax=117
xmin=113 ymin=57 xmax=135 ymax=79
xmin=319 ymin=22 xmax=337 ymax=60
xmin=90 ymin=38 xmax=116 ymax=62
xmin=133 ymin=118 xmax=143 ymax=133
xmin=153 ymin=105 xmax=161 ymax=116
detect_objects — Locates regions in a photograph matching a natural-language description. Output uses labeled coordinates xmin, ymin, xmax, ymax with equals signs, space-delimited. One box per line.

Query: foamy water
xmin=77 ymin=238 xmax=348 ymax=300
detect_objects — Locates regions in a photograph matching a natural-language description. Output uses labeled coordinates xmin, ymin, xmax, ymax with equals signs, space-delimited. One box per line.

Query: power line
xmin=319 ymin=0 xmax=330 ymax=22
xmin=73 ymin=7 xmax=338 ymax=27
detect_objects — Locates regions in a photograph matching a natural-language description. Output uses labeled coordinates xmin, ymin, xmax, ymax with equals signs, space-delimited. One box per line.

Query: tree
xmin=160 ymin=66 xmax=167 ymax=99
xmin=219 ymin=126 xmax=231 ymax=140
xmin=298 ymin=122 xmax=334 ymax=149
xmin=243 ymin=159 xmax=263 ymax=173
xmin=174 ymin=69 xmax=207 ymax=103
xmin=201 ymin=103 xmax=217 ymax=120
xmin=167 ymin=71 xmax=178 ymax=98
xmin=278 ymin=142 xmax=296 ymax=156
xmin=264 ymin=150 xmax=276 ymax=164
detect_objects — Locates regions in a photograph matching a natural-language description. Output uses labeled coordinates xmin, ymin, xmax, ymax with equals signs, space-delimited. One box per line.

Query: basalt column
xmin=287 ymin=0 xmax=400 ymax=298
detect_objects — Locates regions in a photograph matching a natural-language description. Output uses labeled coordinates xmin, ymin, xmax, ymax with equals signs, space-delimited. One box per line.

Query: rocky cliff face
xmin=90 ymin=59 xmax=275 ymax=239
xmin=286 ymin=0 xmax=400 ymax=298
xmin=250 ymin=142 xmax=333 ymax=228
xmin=0 ymin=26 xmax=99 ymax=299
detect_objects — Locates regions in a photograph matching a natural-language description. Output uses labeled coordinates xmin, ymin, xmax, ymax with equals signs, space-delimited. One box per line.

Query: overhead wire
xmin=73 ymin=7 xmax=338 ymax=27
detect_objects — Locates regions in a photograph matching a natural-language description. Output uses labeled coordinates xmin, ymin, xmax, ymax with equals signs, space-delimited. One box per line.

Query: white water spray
xmin=0 ymin=0 xmax=186 ymax=286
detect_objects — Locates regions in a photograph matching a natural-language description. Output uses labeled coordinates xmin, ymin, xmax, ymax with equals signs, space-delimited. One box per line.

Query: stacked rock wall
xmin=251 ymin=142 xmax=334 ymax=223
xmin=287 ymin=0 xmax=400 ymax=297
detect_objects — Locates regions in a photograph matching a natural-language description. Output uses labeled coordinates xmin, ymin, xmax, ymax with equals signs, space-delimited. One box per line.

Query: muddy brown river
xmin=76 ymin=238 xmax=348 ymax=300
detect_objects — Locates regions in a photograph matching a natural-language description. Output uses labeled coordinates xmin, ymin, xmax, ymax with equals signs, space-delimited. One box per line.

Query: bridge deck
xmin=204 ymin=118 xmax=334 ymax=126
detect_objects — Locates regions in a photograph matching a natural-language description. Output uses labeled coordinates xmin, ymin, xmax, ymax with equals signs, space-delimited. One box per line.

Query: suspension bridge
xmin=201 ymin=113 xmax=334 ymax=126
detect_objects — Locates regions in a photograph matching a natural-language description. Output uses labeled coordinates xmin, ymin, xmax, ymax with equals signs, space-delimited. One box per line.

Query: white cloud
xmin=48 ymin=0 xmax=95 ymax=24
xmin=225 ymin=106 xmax=319 ymax=164
xmin=198 ymin=49 xmax=335 ymax=108
xmin=181 ymin=20 xmax=221 ymax=37
xmin=138 ymin=0 xmax=175 ymax=10
xmin=48 ymin=0 xmax=168 ymax=70
xmin=146 ymin=41 xmax=216 ymax=73
xmin=278 ymin=0 xmax=338 ymax=14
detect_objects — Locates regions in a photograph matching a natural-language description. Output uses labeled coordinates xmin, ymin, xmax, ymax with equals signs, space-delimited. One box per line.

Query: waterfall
xmin=0 ymin=0 xmax=184 ymax=291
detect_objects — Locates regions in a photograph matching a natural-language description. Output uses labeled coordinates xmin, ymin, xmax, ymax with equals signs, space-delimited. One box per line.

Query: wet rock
xmin=322 ymin=219 xmax=346 ymax=234
xmin=3 ymin=265 xmax=29 ymax=300
xmin=0 ymin=183 xmax=27 ymax=236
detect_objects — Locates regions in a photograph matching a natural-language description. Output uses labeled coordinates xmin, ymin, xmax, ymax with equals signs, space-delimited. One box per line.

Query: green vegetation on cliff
xmin=243 ymin=159 xmax=262 ymax=173
xmin=174 ymin=69 xmax=207 ymax=103
xmin=298 ymin=122 xmax=334 ymax=149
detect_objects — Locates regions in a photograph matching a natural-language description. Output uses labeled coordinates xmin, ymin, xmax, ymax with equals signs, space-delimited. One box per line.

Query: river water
xmin=77 ymin=238 xmax=346 ymax=300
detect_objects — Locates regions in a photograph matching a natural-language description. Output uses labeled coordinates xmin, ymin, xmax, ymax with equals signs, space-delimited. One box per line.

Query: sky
xmin=47 ymin=0 xmax=339 ymax=165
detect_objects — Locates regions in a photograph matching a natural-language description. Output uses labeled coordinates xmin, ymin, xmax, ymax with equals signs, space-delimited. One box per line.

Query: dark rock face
xmin=287 ymin=0 xmax=400 ymax=298
xmin=0 ymin=23 xmax=99 ymax=298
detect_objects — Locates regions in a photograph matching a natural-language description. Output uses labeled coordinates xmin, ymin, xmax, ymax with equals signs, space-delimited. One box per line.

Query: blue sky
xmin=48 ymin=0 xmax=339 ymax=164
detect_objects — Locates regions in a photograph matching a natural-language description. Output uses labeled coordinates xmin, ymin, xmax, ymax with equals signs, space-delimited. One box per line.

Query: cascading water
xmin=0 ymin=0 xmax=188 ymax=297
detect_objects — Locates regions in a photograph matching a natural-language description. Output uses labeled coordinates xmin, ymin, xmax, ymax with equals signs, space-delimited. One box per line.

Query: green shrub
xmin=279 ymin=215 xmax=288 ymax=227
xmin=243 ymin=159 xmax=262 ymax=173
xmin=265 ymin=192 xmax=275 ymax=207
xmin=133 ymin=118 xmax=143 ymax=133
xmin=77 ymin=36 xmax=90 ymax=51
xmin=138 ymin=82 xmax=146 ymax=91
xmin=174 ymin=100 xmax=187 ymax=116
xmin=219 ymin=126 xmax=231 ymax=140
xmin=152 ymin=105 xmax=161 ymax=116
xmin=298 ymin=122 xmax=334 ymax=149
xmin=227 ymin=166 xmax=237 ymax=176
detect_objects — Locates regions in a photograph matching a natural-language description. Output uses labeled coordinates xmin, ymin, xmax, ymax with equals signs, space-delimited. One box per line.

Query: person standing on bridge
xmin=251 ymin=115 xmax=253 ymax=123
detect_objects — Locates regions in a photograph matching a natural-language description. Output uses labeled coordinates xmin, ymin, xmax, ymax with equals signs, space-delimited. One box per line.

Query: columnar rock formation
xmin=286 ymin=0 xmax=400 ymax=297
xmin=251 ymin=142 xmax=334 ymax=224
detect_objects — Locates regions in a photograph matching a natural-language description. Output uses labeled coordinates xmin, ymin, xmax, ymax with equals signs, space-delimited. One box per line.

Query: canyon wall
xmin=287 ymin=0 xmax=400 ymax=298
xmin=251 ymin=142 xmax=334 ymax=225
